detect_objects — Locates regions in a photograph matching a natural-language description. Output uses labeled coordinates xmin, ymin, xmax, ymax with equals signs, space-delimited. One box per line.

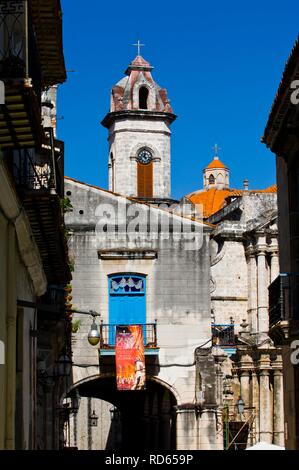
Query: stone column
xmin=247 ymin=248 xmax=258 ymax=333
xmin=257 ymin=248 xmax=269 ymax=334
xmin=270 ymin=250 xmax=280 ymax=283
xmin=199 ymin=408 xmax=218 ymax=450
xmin=176 ymin=407 xmax=199 ymax=450
xmin=251 ymin=369 xmax=260 ymax=444
xmin=239 ymin=352 xmax=252 ymax=408
xmin=238 ymin=353 xmax=252 ymax=447
xmin=272 ymin=362 xmax=284 ymax=446
xmin=240 ymin=370 xmax=250 ymax=409
xmin=259 ymin=354 xmax=272 ymax=443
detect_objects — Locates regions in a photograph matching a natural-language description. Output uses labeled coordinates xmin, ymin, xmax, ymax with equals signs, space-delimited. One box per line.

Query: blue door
xmin=109 ymin=275 xmax=146 ymax=345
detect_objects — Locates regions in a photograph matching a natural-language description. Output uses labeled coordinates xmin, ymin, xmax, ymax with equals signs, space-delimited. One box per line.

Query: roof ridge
xmin=64 ymin=176 xmax=213 ymax=227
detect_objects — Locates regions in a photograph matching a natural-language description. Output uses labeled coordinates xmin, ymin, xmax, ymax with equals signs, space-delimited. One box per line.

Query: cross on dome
xmin=132 ymin=40 xmax=145 ymax=56
xmin=212 ymin=143 xmax=221 ymax=158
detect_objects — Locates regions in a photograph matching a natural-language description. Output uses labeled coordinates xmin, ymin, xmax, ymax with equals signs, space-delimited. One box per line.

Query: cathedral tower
xmin=102 ymin=53 xmax=176 ymax=201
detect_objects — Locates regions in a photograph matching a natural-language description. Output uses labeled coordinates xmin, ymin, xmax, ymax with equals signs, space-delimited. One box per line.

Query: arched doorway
xmin=65 ymin=375 xmax=177 ymax=450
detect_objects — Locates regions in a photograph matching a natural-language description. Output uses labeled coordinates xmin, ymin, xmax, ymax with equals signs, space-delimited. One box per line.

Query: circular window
xmin=66 ymin=190 xmax=72 ymax=196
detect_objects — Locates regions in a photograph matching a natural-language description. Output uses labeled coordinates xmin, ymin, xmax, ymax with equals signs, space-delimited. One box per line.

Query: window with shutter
xmin=137 ymin=161 xmax=153 ymax=197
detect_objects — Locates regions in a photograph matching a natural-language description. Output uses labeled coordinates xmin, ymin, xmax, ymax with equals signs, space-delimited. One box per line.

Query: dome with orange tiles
xmin=206 ymin=156 xmax=227 ymax=170
xmin=187 ymin=188 xmax=235 ymax=218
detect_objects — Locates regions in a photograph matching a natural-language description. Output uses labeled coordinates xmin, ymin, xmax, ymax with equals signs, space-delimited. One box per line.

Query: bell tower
xmin=101 ymin=53 xmax=176 ymax=202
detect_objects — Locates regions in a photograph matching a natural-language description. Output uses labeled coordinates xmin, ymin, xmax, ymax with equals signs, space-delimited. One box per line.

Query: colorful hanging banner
xmin=115 ymin=325 xmax=146 ymax=391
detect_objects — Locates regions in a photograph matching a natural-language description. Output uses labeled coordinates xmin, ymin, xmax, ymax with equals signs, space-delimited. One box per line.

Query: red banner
xmin=115 ymin=325 xmax=145 ymax=391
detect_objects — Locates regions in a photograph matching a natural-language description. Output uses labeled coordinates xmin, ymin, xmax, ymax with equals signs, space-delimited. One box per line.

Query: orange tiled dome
xmin=206 ymin=157 xmax=227 ymax=170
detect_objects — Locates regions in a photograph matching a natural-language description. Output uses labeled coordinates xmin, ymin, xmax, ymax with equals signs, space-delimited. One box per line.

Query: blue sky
xmin=58 ymin=0 xmax=298 ymax=199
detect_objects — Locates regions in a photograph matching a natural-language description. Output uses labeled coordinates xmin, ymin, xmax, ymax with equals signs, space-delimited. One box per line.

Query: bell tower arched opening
xmin=139 ymin=86 xmax=149 ymax=109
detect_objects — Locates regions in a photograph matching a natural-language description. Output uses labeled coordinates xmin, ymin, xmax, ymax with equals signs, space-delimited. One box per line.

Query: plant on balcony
xmin=68 ymin=255 xmax=75 ymax=273
xmin=60 ymin=197 xmax=73 ymax=213
xmin=72 ymin=319 xmax=82 ymax=334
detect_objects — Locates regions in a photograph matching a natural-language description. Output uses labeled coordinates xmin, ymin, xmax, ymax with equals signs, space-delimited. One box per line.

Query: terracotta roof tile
xmin=187 ymin=185 xmax=277 ymax=218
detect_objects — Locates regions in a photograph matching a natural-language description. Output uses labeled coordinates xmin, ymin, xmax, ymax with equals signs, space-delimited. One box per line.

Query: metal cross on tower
xmin=213 ymin=143 xmax=221 ymax=157
xmin=132 ymin=40 xmax=145 ymax=56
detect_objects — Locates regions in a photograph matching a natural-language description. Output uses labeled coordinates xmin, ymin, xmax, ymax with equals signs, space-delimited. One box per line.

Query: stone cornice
xmin=112 ymin=128 xmax=171 ymax=137
xmin=102 ymin=110 xmax=177 ymax=128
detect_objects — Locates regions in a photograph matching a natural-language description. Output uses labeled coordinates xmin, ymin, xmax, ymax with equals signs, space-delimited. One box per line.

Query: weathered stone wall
xmin=211 ymin=240 xmax=248 ymax=330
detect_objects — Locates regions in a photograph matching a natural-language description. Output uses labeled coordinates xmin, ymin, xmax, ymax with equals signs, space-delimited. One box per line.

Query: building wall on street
xmin=66 ymin=179 xmax=212 ymax=401
xmin=0 ymin=162 xmax=46 ymax=449
xmin=64 ymin=178 xmax=219 ymax=450
xmin=0 ymin=213 xmax=37 ymax=449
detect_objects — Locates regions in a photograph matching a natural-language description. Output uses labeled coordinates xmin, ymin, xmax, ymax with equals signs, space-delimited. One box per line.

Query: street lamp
xmin=88 ymin=317 xmax=101 ymax=346
xmin=55 ymin=353 xmax=72 ymax=377
xmin=89 ymin=410 xmax=98 ymax=427
xmin=236 ymin=396 xmax=245 ymax=418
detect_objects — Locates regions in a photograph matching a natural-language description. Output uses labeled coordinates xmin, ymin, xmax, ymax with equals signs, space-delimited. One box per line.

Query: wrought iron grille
xmin=212 ymin=324 xmax=235 ymax=346
xmin=0 ymin=0 xmax=27 ymax=77
xmin=13 ymin=147 xmax=52 ymax=190
xmin=12 ymin=127 xmax=63 ymax=195
xmin=99 ymin=323 xmax=157 ymax=349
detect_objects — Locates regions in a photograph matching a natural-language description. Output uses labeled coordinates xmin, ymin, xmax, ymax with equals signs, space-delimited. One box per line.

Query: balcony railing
xmin=0 ymin=0 xmax=42 ymax=93
xmin=12 ymin=127 xmax=64 ymax=197
xmin=0 ymin=1 xmax=66 ymax=150
xmin=269 ymin=273 xmax=299 ymax=327
xmin=0 ymin=0 xmax=65 ymax=87
xmin=212 ymin=324 xmax=235 ymax=347
xmin=99 ymin=323 xmax=157 ymax=349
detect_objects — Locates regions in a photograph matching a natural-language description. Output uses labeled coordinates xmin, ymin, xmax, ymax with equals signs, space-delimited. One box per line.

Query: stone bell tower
xmin=101 ymin=52 xmax=176 ymax=202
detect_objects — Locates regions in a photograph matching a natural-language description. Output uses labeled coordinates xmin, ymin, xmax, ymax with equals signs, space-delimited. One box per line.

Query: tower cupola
xmin=203 ymin=145 xmax=230 ymax=190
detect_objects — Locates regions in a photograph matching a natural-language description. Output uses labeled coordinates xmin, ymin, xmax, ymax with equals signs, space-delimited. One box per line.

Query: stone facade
xmin=64 ymin=177 xmax=221 ymax=450
xmin=209 ymin=192 xmax=278 ymax=333
xmin=206 ymin=188 xmax=284 ymax=447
